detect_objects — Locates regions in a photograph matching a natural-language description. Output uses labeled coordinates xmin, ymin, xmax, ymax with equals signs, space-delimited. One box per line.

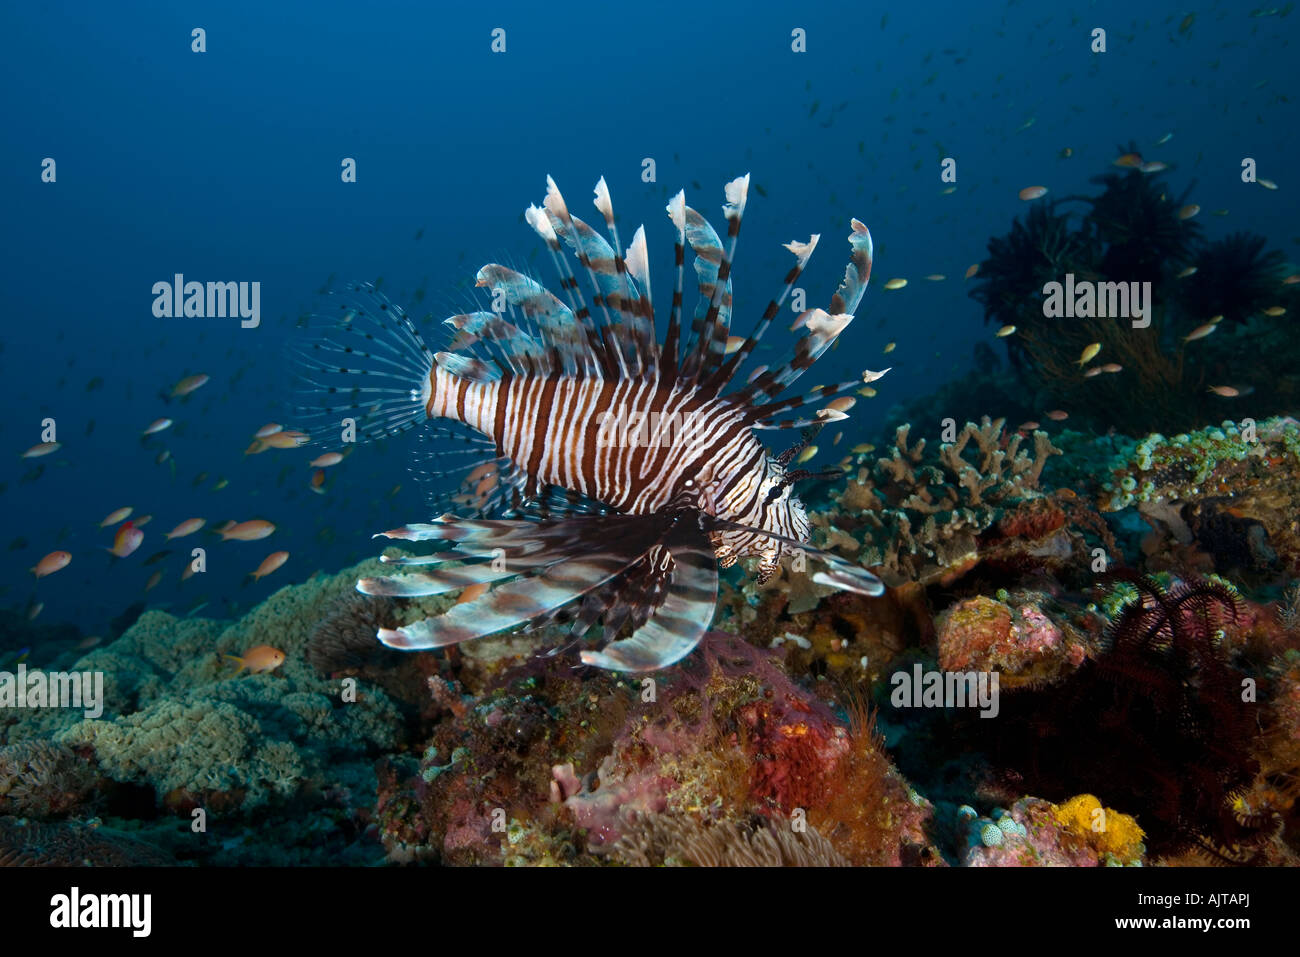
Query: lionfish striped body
xmin=299 ymin=174 xmax=888 ymax=671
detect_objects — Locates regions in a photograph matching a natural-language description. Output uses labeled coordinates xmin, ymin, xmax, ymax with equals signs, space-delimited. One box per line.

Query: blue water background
xmin=1 ymin=0 xmax=1295 ymax=635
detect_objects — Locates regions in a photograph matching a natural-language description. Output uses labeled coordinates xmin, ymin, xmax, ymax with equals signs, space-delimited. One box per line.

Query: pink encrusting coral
xmin=374 ymin=631 xmax=940 ymax=865
xmin=936 ymin=595 xmax=1090 ymax=688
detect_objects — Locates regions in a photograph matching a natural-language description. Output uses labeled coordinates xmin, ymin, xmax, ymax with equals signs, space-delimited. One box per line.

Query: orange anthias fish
xmin=223 ymin=644 xmax=286 ymax=675
xmin=170 ymin=373 xmax=210 ymax=398
xmin=250 ymin=551 xmax=290 ymax=580
xmin=21 ymin=442 xmax=61 ymax=458
xmin=164 ymin=518 xmax=206 ymax=540
xmin=31 ymin=551 xmax=71 ymax=578
xmin=246 ymin=430 xmax=309 ymax=454
xmin=100 ymin=506 xmax=133 ymax=527
xmin=220 ymin=520 xmax=276 ymax=541
xmin=107 ymin=521 xmax=144 ymax=558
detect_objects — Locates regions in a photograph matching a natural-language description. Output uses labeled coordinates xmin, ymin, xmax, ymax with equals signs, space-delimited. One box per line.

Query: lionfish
xmin=298 ymin=174 xmax=888 ymax=671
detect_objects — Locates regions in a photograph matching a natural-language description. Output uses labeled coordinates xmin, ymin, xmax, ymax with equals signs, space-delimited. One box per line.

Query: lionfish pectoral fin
xmin=579 ymin=537 xmax=718 ymax=672
xmin=375 ymin=550 xmax=631 ymax=650
xmin=357 ymin=560 xmax=516 ymax=598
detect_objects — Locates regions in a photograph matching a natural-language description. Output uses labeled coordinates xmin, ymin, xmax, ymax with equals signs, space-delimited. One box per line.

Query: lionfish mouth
xmin=297 ymin=173 xmax=888 ymax=671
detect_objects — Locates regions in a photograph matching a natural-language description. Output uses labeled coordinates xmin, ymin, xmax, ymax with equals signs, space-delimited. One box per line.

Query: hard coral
xmin=0 ymin=817 xmax=174 ymax=866
xmin=1101 ymin=417 xmax=1300 ymax=577
xmin=937 ymin=595 xmax=1088 ymax=688
xmin=817 ymin=418 xmax=1061 ymax=587
xmin=0 ymin=738 xmax=98 ymax=818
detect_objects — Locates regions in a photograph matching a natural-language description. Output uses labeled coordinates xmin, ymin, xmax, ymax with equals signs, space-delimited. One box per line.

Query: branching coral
xmin=813 ymin=418 xmax=1062 ymax=586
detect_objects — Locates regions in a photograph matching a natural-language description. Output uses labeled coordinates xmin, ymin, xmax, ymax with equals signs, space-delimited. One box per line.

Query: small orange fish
xmin=1176 ymin=266 xmax=1198 ymax=279
xmin=883 ymin=278 xmax=908 ymax=290
xmin=255 ymin=423 xmax=283 ymax=438
xmin=1100 ymin=363 xmax=1123 ymax=373
xmin=924 ymin=274 xmax=946 ymax=281
xmin=141 ymin=418 xmax=173 ymax=436
xmin=1207 ymin=385 xmax=1240 ymax=397
xmin=1183 ymin=322 xmax=1218 ymax=342
xmin=455 ymin=582 xmax=490 ymax=606
xmin=250 ymin=551 xmax=290 ymax=581
xmin=1018 ymin=185 xmax=1048 ymax=201
xmin=100 ymin=506 xmax=133 ymax=527
xmin=1113 ymin=152 xmax=1143 ymax=168
xmin=1083 ymin=366 xmax=1103 ymax=378
xmin=170 ymin=373 xmax=210 ymax=397
xmin=21 ymin=442 xmax=61 ymax=459
xmin=220 ymin=520 xmax=276 ymax=542
xmin=724 ymin=335 xmax=745 ymax=355
xmin=260 ymin=430 xmax=309 ymax=449
xmin=223 ymin=645 xmax=286 ymax=676
xmin=1177 ymin=204 xmax=1200 ymax=220
xmin=107 ymin=521 xmax=144 ymax=558
xmin=145 ymin=569 xmax=163 ymax=592
xmin=1139 ymin=160 xmax=1167 ymax=173
xmin=309 ymin=452 xmax=344 ymax=468
xmin=1045 ymin=410 xmax=1069 ymax=421
xmin=964 ymin=263 xmax=980 ymax=279
xmin=31 ymin=551 xmax=71 ymax=578
xmin=133 ymin=514 xmax=153 ymax=527
xmin=310 ymin=469 xmax=326 ymax=494
xmin=1017 ymin=421 xmax=1040 ymax=431
xmin=1263 ymin=306 xmax=1286 ymax=317
xmin=1282 ymin=274 xmax=1300 ymax=285
xmin=164 ymin=518 xmax=206 ymax=540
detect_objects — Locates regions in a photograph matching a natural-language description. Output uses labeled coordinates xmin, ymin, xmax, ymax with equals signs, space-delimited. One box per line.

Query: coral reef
xmin=0 ymin=739 xmax=98 ymax=818
xmin=936 ymin=594 xmax=1089 ymax=689
xmin=969 ymin=159 xmax=1299 ymax=435
xmin=606 ymin=811 xmax=850 ymax=866
xmin=0 ymin=555 xmax=444 ymax=862
xmin=1100 ymin=417 xmax=1300 ymax=577
xmin=0 ymin=817 xmax=175 ymax=866
xmin=375 ymin=632 xmax=938 ymax=866
xmin=961 ymin=796 xmax=1145 ymax=867
xmin=810 ymin=417 xmax=1064 ymax=587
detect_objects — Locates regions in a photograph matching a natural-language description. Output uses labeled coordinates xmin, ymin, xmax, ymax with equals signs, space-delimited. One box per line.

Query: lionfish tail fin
xmin=291 ymin=283 xmax=436 ymax=444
